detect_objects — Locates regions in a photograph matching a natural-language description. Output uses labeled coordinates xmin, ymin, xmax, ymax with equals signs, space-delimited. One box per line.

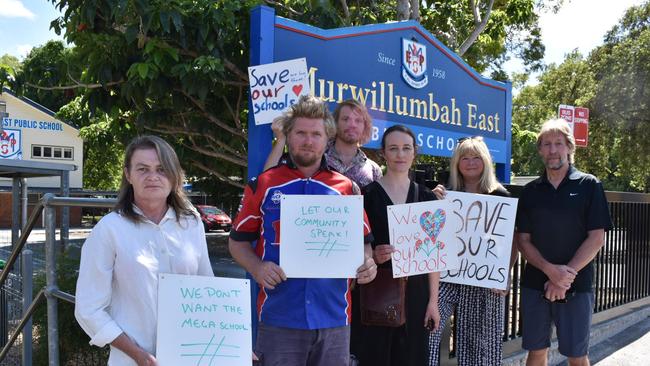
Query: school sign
xmin=248 ymin=6 xmax=512 ymax=180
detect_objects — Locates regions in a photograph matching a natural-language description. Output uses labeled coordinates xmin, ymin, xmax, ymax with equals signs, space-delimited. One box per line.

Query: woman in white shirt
xmin=75 ymin=135 xmax=214 ymax=366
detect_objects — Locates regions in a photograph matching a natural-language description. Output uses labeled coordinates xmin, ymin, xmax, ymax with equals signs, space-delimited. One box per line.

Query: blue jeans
xmin=255 ymin=323 xmax=351 ymax=366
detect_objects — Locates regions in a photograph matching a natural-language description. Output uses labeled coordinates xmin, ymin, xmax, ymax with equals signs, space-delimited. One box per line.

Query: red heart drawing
xmin=292 ymin=84 xmax=303 ymax=96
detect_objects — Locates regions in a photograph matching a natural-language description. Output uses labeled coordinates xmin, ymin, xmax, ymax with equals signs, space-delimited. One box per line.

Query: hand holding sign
xmin=280 ymin=195 xmax=364 ymax=278
xmin=387 ymin=200 xmax=460 ymax=278
xmin=440 ymin=191 xmax=518 ymax=290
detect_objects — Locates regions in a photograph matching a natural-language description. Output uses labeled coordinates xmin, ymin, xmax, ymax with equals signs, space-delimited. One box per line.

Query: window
xmin=31 ymin=144 xmax=74 ymax=160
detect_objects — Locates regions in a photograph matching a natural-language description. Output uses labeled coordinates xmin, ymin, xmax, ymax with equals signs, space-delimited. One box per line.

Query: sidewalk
xmin=590 ymin=314 xmax=650 ymax=365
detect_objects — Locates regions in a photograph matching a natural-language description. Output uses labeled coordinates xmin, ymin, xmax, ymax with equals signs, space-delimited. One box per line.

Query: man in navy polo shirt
xmin=516 ymin=119 xmax=612 ymax=366
xmin=229 ymin=95 xmax=377 ymax=366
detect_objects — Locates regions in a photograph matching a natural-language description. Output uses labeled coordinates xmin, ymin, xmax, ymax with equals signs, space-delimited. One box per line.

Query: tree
xmin=2 ymin=0 xmax=560 ymax=189
xmin=512 ymin=2 xmax=650 ymax=192
xmin=12 ymin=41 xmax=77 ymax=112
xmin=57 ymin=97 xmax=128 ymax=190
xmin=589 ymin=2 xmax=650 ymax=192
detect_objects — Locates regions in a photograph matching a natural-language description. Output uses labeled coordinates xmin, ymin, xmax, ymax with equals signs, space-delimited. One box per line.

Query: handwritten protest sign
xmin=440 ymin=191 xmax=518 ymax=290
xmin=156 ymin=274 xmax=251 ymax=366
xmin=280 ymin=194 xmax=364 ymax=278
xmin=248 ymin=58 xmax=310 ymax=125
xmin=388 ymin=200 xmax=460 ymax=278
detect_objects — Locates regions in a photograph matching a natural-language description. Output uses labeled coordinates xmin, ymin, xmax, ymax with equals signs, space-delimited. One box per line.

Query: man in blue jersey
xmin=229 ymin=95 xmax=377 ymax=366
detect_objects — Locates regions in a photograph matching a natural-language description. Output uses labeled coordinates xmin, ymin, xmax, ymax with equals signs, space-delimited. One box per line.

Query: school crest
xmin=401 ymin=38 xmax=428 ymax=89
xmin=0 ymin=128 xmax=22 ymax=159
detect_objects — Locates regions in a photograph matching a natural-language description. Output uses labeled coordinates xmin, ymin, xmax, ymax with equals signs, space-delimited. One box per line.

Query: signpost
xmin=558 ymin=104 xmax=589 ymax=147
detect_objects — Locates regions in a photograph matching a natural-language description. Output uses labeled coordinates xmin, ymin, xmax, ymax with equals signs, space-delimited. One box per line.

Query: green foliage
xmin=0 ymin=54 xmax=21 ymax=78
xmin=57 ymin=97 xmax=130 ymax=190
xmin=32 ymin=254 xmax=109 ymax=364
xmin=511 ymin=1 xmax=650 ymax=192
xmin=0 ymin=0 xmax=559 ymax=190
xmin=13 ymin=41 xmax=76 ymax=112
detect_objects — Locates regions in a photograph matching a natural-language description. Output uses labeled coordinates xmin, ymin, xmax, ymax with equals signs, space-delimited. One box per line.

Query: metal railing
xmin=0 ymin=194 xmax=116 ymax=366
xmin=499 ymin=191 xmax=650 ymax=341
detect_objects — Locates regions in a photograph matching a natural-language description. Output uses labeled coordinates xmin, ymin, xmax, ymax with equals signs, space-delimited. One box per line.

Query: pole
xmin=21 ymin=250 xmax=32 ymax=366
xmin=44 ymin=201 xmax=59 ymax=366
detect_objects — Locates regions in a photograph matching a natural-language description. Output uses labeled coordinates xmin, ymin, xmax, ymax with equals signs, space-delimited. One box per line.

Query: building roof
xmin=0 ymin=159 xmax=76 ymax=179
xmin=1 ymin=86 xmax=77 ymax=130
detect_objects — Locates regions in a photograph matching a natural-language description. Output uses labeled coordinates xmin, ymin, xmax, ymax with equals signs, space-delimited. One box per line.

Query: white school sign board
xmin=248 ymin=57 xmax=310 ymax=125
xmin=388 ymin=200 xmax=461 ymax=278
xmin=440 ymin=191 xmax=518 ymax=290
xmin=280 ymin=194 xmax=364 ymax=278
xmin=156 ymin=274 xmax=252 ymax=366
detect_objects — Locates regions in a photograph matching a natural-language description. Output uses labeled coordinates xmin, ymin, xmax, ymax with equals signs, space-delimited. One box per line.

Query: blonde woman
xmin=428 ymin=136 xmax=516 ymax=366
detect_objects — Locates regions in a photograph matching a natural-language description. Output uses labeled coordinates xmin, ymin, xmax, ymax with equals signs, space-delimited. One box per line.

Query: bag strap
xmin=412 ymin=181 xmax=419 ymax=203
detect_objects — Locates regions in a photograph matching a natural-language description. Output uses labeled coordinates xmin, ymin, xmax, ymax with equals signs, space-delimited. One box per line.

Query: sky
xmin=0 ymin=0 xmax=647 ymax=66
xmin=504 ymin=0 xmax=647 ymax=79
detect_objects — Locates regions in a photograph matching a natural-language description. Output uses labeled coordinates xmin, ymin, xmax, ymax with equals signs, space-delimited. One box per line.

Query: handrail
xmin=0 ymin=194 xmax=117 ymax=365
xmin=43 ymin=195 xmax=117 ymax=208
xmin=0 ymin=290 xmax=45 ymax=361
xmin=0 ymin=201 xmax=44 ymax=288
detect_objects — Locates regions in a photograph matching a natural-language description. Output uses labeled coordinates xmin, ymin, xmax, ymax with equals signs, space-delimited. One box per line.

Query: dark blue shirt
xmin=516 ymin=165 xmax=613 ymax=292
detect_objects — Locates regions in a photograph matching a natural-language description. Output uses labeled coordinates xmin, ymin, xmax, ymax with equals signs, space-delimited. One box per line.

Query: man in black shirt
xmin=516 ymin=119 xmax=612 ymax=366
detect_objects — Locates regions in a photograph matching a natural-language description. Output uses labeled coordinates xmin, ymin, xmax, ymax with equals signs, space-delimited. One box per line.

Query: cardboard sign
xmin=156 ymin=274 xmax=252 ymax=366
xmin=440 ymin=191 xmax=518 ymax=290
xmin=248 ymin=58 xmax=310 ymax=125
xmin=280 ymin=195 xmax=364 ymax=278
xmin=387 ymin=200 xmax=460 ymax=278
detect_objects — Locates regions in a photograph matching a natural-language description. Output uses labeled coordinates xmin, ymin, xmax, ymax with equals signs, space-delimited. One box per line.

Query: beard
xmin=337 ymin=127 xmax=361 ymax=145
xmin=545 ymin=155 xmax=567 ymax=170
xmin=290 ymin=148 xmax=321 ymax=168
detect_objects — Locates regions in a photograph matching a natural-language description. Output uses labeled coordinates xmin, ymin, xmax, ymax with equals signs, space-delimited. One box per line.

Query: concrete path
xmin=591 ymin=315 xmax=650 ymax=365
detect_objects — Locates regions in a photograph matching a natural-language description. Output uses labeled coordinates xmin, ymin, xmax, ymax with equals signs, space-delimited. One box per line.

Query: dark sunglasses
xmin=457 ymin=135 xmax=483 ymax=144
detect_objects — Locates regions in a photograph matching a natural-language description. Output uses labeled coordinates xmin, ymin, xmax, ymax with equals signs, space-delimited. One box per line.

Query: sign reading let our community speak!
xmin=440 ymin=191 xmax=518 ymax=290
xmin=280 ymin=195 xmax=364 ymax=278
xmin=156 ymin=274 xmax=252 ymax=366
xmin=387 ymin=200 xmax=460 ymax=278
xmin=247 ymin=58 xmax=310 ymax=125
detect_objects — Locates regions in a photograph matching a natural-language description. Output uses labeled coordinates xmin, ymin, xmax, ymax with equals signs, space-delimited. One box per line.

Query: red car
xmin=195 ymin=205 xmax=232 ymax=232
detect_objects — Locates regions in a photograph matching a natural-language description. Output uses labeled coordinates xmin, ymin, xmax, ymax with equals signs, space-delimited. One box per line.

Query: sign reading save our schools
xmin=440 ymin=191 xmax=518 ymax=290
xmin=156 ymin=274 xmax=252 ymax=366
xmin=248 ymin=58 xmax=310 ymax=125
xmin=387 ymin=200 xmax=460 ymax=278
xmin=280 ymin=195 xmax=364 ymax=278
xmin=248 ymin=6 xmax=512 ymax=181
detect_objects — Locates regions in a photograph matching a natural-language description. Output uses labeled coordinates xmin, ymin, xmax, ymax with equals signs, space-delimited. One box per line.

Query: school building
xmin=0 ymin=87 xmax=84 ymax=228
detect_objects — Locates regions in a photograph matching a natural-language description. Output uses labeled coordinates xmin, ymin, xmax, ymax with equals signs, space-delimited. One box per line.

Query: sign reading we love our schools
xmin=248 ymin=6 xmax=512 ymax=181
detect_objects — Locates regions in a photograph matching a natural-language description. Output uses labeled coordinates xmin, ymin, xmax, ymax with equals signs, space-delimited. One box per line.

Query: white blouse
xmin=74 ymin=206 xmax=214 ymax=365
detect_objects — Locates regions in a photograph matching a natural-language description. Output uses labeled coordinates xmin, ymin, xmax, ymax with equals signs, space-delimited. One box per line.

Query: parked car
xmin=195 ymin=205 xmax=232 ymax=232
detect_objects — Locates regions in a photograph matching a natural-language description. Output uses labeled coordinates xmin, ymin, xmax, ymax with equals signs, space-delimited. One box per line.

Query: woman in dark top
xmin=427 ymin=136 xmax=516 ymax=366
xmin=356 ymin=125 xmax=440 ymax=366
